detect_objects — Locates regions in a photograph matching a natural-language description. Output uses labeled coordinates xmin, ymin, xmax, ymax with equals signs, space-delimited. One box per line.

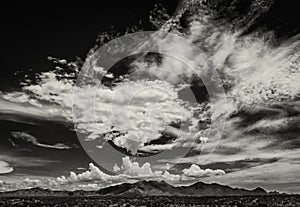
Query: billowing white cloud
xmin=113 ymin=163 xmax=121 ymax=172
xmin=23 ymin=178 xmax=41 ymax=186
xmin=0 ymin=161 xmax=13 ymax=174
xmin=161 ymin=171 xmax=181 ymax=181
xmin=74 ymin=80 xmax=203 ymax=155
xmin=121 ymin=156 xmax=161 ymax=177
xmin=0 ymin=176 xmax=50 ymax=192
xmin=0 ymin=155 xmax=225 ymax=191
xmin=182 ymin=164 xmax=225 ymax=178
xmin=54 ymin=163 xmax=123 ymax=186
xmin=46 ymin=156 xmax=225 ymax=190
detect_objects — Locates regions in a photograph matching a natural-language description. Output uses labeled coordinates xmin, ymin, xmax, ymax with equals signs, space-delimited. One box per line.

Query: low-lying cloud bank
xmin=0 ymin=156 xmax=225 ymax=191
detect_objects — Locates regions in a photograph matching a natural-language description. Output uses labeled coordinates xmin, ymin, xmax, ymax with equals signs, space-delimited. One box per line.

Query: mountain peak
xmin=138 ymin=180 xmax=168 ymax=185
xmin=252 ymin=187 xmax=267 ymax=194
xmin=189 ymin=181 xmax=207 ymax=187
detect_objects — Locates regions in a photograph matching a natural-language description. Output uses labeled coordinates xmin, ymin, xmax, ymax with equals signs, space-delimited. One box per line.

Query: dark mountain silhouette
xmin=97 ymin=180 xmax=178 ymax=196
xmin=0 ymin=187 xmax=68 ymax=197
xmin=96 ymin=180 xmax=268 ymax=197
xmin=0 ymin=180 xmax=268 ymax=197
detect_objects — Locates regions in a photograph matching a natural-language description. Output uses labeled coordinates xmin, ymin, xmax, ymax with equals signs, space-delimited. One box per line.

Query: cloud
xmin=53 ymin=157 xmax=164 ymax=188
xmin=54 ymin=163 xmax=125 ymax=186
xmin=0 ymin=71 xmax=74 ymax=121
xmin=0 ymin=180 xmax=15 ymax=191
xmin=182 ymin=164 xmax=225 ymax=178
xmin=2 ymin=66 xmax=208 ymax=156
xmin=0 ymin=31 xmax=214 ymax=156
xmin=73 ymin=79 xmax=206 ymax=155
xmin=0 ymin=154 xmax=59 ymax=169
xmin=0 ymin=155 xmax=226 ymax=191
xmin=199 ymin=156 xmax=300 ymax=193
xmin=48 ymin=156 xmax=226 ymax=190
xmin=23 ymin=178 xmax=41 ymax=186
xmin=77 ymin=183 xmax=101 ymax=190
xmin=0 ymin=96 xmax=49 ymax=120
xmin=113 ymin=164 xmax=121 ymax=172
xmin=0 ymin=176 xmax=50 ymax=192
xmin=213 ymin=33 xmax=300 ymax=116
xmin=11 ymin=132 xmax=72 ymax=150
xmin=182 ymin=3 xmax=300 ymax=120
xmin=161 ymin=171 xmax=181 ymax=181
xmin=120 ymin=156 xmax=161 ymax=177
xmin=0 ymin=161 xmax=13 ymax=174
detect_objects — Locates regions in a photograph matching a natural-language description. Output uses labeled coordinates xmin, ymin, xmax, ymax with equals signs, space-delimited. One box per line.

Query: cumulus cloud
xmin=0 ymin=155 xmax=225 ymax=191
xmin=0 ymin=180 xmax=14 ymax=191
xmin=0 ymin=177 xmax=47 ymax=192
xmin=79 ymin=80 xmax=202 ymax=155
xmin=23 ymin=178 xmax=41 ymax=186
xmin=113 ymin=163 xmax=121 ymax=172
xmin=121 ymin=156 xmax=161 ymax=177
xmin=0 ymin=161 xmax=13 ymax=174
xmin=11 ymin=132 xmax=72 ymax=150
xmin=182 ymin=164 xmax=225 ymax=178
xmin=46 ymin=156 xmax=225 ymax=190
xmin=55 ymin=163 xmax=121 ymax=184
xmin=53 ymin=157 xmax=162 ymax=188
xmin=161 ymin=171 xmax=181 ymax=181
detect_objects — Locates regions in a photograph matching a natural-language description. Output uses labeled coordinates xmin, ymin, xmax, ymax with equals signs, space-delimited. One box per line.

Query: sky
xmin=0 ymin=1 xmax=300 ymax=193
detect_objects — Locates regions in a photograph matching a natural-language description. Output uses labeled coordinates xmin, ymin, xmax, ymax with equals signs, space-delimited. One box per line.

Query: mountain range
xmin=0 ymin=180 xmax=269 ymax=197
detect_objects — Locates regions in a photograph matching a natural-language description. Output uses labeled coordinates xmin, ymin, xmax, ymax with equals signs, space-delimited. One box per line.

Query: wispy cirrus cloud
xmin=11 ymin=132 xmax=72 ymax=150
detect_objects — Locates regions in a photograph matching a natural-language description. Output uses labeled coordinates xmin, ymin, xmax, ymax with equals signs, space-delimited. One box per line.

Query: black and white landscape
xmin=0 ymin=0 xmax=300 ymax=206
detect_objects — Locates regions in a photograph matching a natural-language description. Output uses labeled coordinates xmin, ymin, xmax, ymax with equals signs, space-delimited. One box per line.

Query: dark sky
xmin=0 ymin=1 xmax=179 ymax=89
